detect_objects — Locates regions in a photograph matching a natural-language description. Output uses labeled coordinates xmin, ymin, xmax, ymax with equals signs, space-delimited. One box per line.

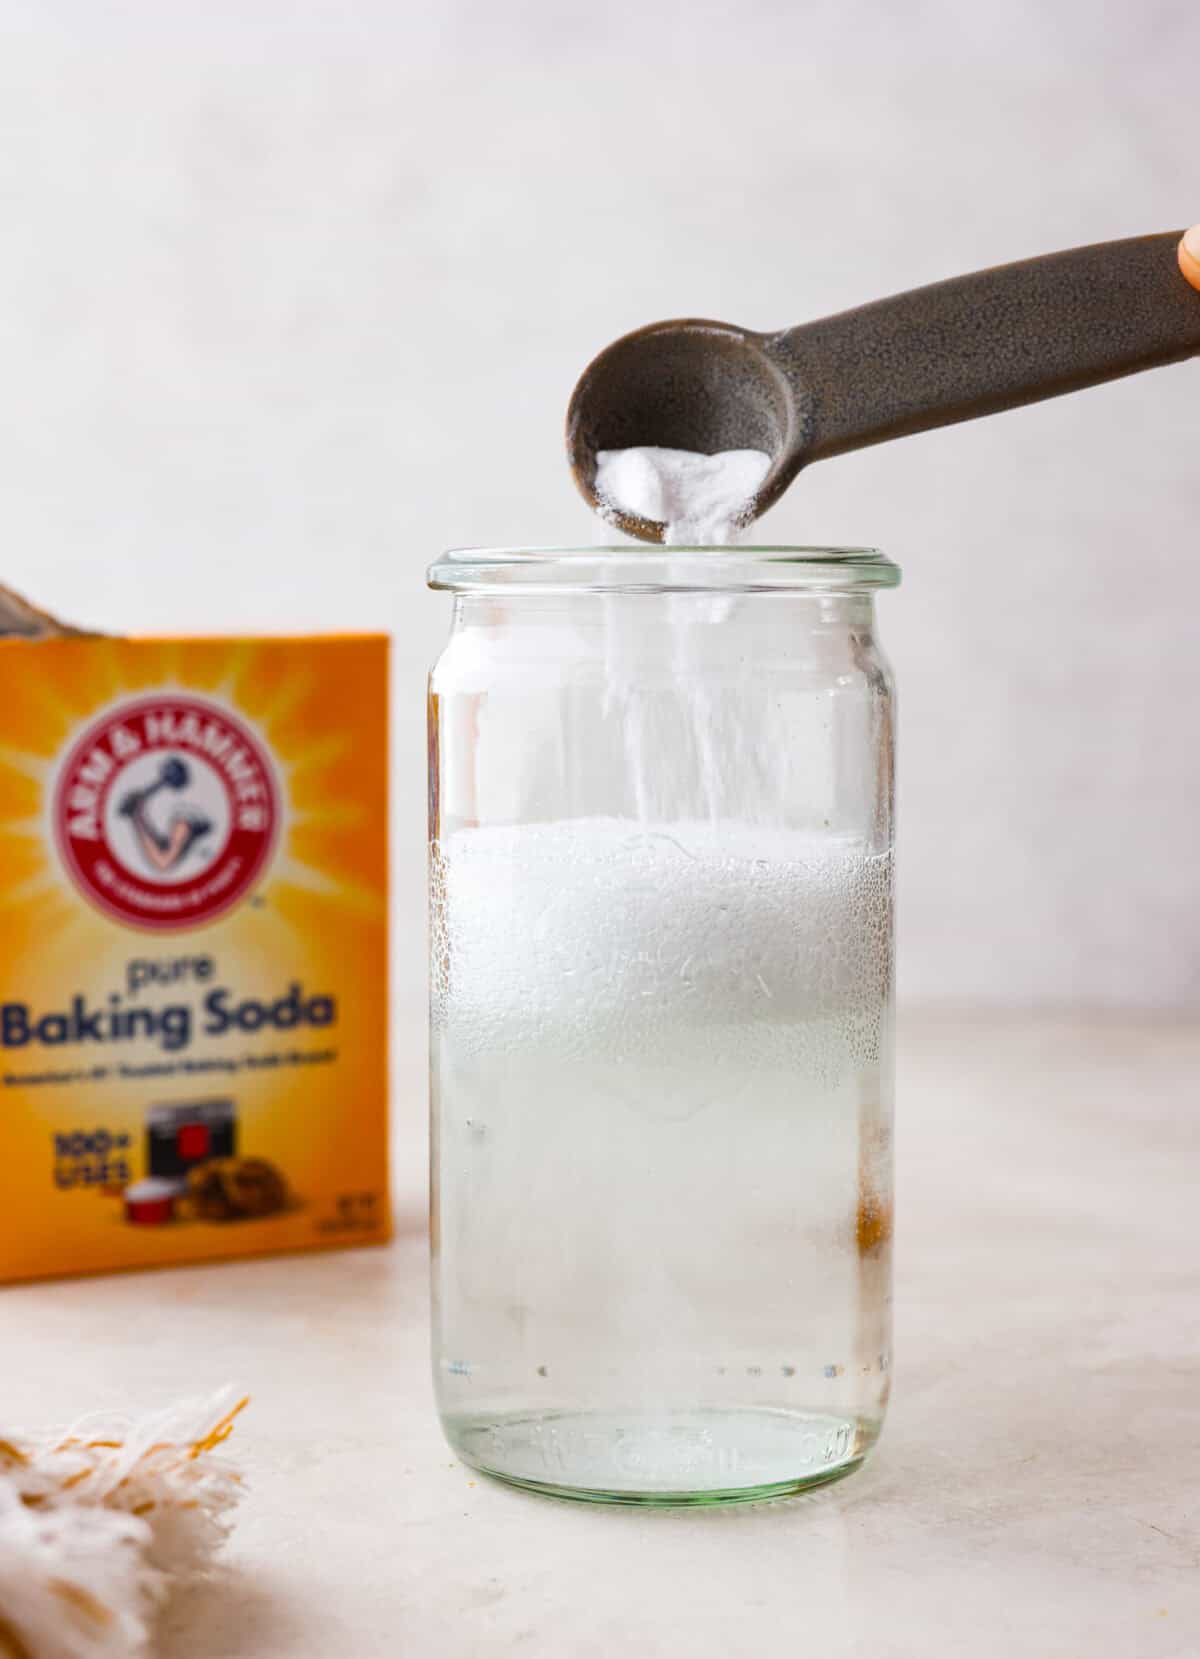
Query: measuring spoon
xmin=567 ymin=229 xmax=1200 ymax=542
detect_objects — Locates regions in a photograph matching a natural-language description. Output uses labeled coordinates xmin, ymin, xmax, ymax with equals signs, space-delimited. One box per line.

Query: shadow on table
xmin=159 ymin=1566 xmax=311 ymax=1659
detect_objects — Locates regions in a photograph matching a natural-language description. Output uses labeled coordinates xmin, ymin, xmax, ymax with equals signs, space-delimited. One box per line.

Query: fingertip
xmin=1179 ymin=224 xmax=1200 ymax=293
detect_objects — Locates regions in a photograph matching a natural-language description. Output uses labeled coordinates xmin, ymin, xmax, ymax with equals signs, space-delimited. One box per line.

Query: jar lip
xmin=428 ymin=546 xmax=901 ymax=593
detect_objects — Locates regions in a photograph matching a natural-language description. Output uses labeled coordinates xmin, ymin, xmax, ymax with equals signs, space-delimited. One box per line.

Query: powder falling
xmin=594 ymin=447 xmax=771 ymax=545
xmin=589 ymin=447 xmax=773 ymax=821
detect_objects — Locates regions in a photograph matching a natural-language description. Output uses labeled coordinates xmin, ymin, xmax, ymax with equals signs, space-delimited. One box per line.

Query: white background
xmin=1 ymin=0 xmax=1197 ymax=1011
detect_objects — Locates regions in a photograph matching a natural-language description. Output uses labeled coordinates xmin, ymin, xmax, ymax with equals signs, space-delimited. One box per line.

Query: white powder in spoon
xmin=594 ymin=446 xmax=771 ymax=545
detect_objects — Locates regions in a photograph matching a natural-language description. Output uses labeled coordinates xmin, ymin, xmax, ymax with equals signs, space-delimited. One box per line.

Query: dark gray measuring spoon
xmin=567 ymin=230 xmax=1200 ymax=543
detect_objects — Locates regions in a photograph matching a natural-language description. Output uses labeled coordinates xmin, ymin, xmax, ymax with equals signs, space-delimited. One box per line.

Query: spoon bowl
xmin=566 ymin=320 xmax=797 ymax=541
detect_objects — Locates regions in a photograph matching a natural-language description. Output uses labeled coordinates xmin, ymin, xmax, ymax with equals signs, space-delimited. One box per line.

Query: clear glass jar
xmin=427 ymin=546 xmax=899 ymax=1505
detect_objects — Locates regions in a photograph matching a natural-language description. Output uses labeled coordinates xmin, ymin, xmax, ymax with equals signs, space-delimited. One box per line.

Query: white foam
xmin=432 ymin=815 xmax=893 ymax=1097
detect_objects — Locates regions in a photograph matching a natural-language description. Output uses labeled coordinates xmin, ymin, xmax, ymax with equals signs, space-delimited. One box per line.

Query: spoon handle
xmin=771 ymin=231 xmax=1200 ymax=465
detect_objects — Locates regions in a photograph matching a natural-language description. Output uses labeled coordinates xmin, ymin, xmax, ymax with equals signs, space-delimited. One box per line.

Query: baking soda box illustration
xmin=0 ymin=619 xmax=390 ymax=1281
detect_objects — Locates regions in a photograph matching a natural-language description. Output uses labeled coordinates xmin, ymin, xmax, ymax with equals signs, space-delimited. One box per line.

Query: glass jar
xmin=427 ymin=546 xmax=899 ymax=1505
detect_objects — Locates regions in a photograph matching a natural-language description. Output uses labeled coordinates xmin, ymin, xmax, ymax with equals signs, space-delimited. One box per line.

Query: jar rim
xmin=428 ymin=546 xmax=901 ymax=594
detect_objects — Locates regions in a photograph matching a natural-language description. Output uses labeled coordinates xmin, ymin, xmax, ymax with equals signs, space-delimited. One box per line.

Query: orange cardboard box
xmin=0 ymin=624 xmax=390 ymax=1281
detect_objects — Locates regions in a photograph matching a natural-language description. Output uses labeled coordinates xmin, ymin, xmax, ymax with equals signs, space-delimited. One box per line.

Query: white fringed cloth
xmin=0 ymin=1391 xmax=245 ymax=1658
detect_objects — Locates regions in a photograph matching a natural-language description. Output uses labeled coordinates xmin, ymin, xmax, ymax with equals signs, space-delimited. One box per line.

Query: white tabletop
xmin=2 ymin=1012 xmax=1196 ymax=1658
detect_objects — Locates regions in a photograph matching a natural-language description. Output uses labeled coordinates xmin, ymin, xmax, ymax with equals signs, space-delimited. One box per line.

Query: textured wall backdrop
xmin=1 ymin=0 xmax=1197 ymax=1012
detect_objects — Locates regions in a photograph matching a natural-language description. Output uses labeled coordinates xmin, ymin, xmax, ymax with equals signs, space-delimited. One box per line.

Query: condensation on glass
xmin=427 ymin=546 xmax=900 ymax=1505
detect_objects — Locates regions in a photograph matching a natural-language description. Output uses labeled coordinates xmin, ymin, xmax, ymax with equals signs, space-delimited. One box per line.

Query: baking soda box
xmin=0 ymin=602 xmax=390 ymax=1281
